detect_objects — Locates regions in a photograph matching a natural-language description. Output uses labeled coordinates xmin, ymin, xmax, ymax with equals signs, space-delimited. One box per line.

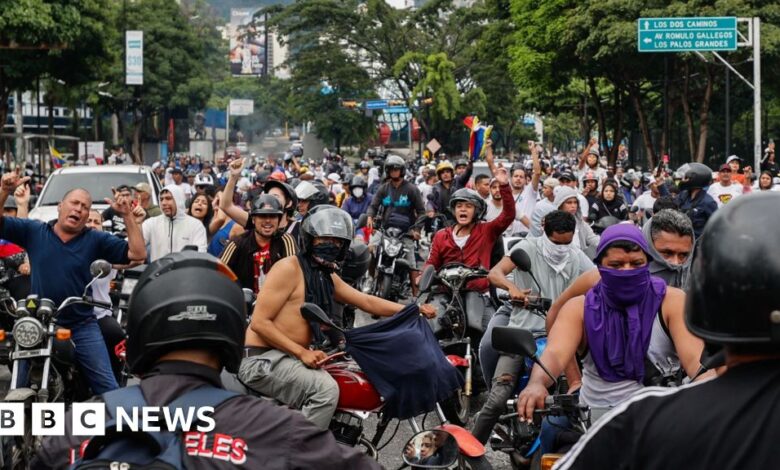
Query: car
xmin=236 ymin=142 xmax=248 ymax=153
xmin=29 ymin=165 xmax=162 ymax=223
xmin=288 ymin=131 xmax=300 ymax=141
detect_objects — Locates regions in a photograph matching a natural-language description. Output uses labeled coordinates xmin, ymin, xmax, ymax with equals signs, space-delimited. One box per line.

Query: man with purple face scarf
xmin=516 ymin=224 xmax=706 ymax=454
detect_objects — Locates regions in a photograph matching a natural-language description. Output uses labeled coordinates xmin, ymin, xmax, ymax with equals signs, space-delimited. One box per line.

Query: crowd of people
xmin=0 ymin=134 xmax=776 ymax=468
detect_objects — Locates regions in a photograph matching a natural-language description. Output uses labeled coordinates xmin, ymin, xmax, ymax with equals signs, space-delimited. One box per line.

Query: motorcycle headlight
xmin=12 ymin=317 xmax=45 ymax=348
xmin=383 ymin=238 xmax=402 ymax=257
xmin=121 ymin=278 xmax=138 ymax=296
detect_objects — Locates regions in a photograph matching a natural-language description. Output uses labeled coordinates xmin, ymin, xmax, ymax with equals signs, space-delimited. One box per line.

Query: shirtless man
xmin=238 ymin=205 xmax=435 ymax=429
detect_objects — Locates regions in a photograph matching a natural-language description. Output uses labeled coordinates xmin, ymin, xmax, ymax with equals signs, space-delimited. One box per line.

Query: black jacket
xmin=367 ymin=179 xmax=425 ymax=231
xmin=555 ymin=359 xmax=780 ymax=470
xmin=33 ymin=361 xmax=379 ymax=469
xmin=220 ymin=230 xmax=298 ymax=291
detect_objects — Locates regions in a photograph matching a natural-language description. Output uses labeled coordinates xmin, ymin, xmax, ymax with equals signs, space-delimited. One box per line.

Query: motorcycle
xmin=338 ymin=241 xmax=371 ymax=330
xmin=233 ymin=302 xmax=489 ymax=464
xmin=367 ymin=226 xmax=414 ymax=302
xmin=1 ymin=260 xmax=114 ymax=468
xmin=109 ymin=263 xmax=146 ymax=329
xmin=417 ymin=263 xmax=495 ymax=425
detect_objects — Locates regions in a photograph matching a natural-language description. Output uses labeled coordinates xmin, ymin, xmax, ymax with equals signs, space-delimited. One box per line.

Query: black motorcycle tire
xmin=440 ymin=387 xmax=470 ymax=426
xmin=377 ymin=274 xmax=393 ymax=302
xmin=2 ymin=400 xmax=35 ymax=470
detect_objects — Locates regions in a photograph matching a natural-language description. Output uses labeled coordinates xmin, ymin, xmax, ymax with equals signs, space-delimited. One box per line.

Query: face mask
xmin=352 ymin=187 xmax=364 ymax=198
xmin=597 ymin=265 xmax=650 ymax=306
xmin=311 ymin=241 xmax=342 ymax=269
xmin=541 ymin=234 xmax=571 ymax=273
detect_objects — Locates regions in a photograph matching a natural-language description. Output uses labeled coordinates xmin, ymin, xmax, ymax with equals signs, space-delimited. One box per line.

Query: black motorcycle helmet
xmin=340 ymin=241 xmax=370 ymax=284
xmin=679 ymin=162 xmax=713 ymax=190
xmin=686 ymin=193 xmax=780 ymax=345
xmin=449 ymin=188 xmax=487 ymax=221
xmin=300 ymin=205 xmax=354 ymax=265
xmin=349 ymin=175 xmax=367 ymax=189
xmin=126 ymin=252 xmax=247 ymax=374
xmin=250 ymin=194 xmax=284 ymax=218
xmin=455 ymin=158 xmax=469 ymax=169
xmin=264 ymin=180 xmax=297 ymax=217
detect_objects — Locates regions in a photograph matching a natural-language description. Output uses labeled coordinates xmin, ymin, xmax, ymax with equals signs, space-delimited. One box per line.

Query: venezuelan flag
xmin=463 ymin=115 xmax=493 ymax=162
xmin=50 ymin=145 xmax=67 ymax=169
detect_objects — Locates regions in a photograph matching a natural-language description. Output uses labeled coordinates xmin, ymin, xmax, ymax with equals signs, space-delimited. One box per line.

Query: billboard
xmin=229 ymin=8 xmax=267 ymax=77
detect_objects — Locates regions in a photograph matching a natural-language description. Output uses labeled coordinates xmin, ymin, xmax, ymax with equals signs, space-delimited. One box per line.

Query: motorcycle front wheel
xmin=440 ymin=387 xmax=470 ymax=426
xmin=2 ymin=400 xmax=35 ymax=470
xmin=377 ymin=274 xmax=393 ymax=302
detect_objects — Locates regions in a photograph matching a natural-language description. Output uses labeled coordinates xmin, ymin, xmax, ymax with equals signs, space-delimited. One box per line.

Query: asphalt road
xmin=353 ymin=310 xmax=512 ymax=469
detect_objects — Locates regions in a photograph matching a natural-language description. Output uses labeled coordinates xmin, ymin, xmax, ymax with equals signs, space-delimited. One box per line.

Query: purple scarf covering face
xmin=584 ymin=266 xmax=666 ymax=383
xmin=584 ymin=224 xmax=668 ymax=383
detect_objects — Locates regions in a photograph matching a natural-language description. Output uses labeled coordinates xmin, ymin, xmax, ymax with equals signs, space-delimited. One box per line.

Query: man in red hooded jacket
xmin=424 ymin=168 xmax=514 ymax=292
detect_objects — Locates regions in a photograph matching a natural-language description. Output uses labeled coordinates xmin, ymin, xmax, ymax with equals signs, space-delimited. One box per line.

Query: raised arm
xmin=0 ymin=171 xmax=30 ymax=217
xmin=529 ymin=141 xmax=542 ymax=191
xmin=13 ymin=184 xmax=30 ymax=219
xmin=219 ymin=158 xmax=249 ymax=228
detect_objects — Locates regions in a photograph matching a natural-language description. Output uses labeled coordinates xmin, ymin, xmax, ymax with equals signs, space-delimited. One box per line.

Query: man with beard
xmin=505 ymin=142 xmax=541 ymax=236
xmin=220 ymin=195 xmax=297 ymax=293
xmin=239 ymin=206 xmax=436 ymax=429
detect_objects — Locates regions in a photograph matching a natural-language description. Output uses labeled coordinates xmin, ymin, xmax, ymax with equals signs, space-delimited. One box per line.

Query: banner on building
xmin=125 ymin=31 xmax=143 ymax=85
xmin=229 ymin=8 xmax=267 ymax=77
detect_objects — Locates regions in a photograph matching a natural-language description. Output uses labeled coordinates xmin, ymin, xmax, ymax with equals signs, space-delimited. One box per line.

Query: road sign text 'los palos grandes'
xmin=638 ymin=17 xmax=737 ymax=53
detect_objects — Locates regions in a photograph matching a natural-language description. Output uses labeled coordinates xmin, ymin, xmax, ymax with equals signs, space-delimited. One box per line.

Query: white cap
xmin=726 ymin=155 xmax=741 ymax=164
xmin=327 ymin=173 xmax=342 ymax=183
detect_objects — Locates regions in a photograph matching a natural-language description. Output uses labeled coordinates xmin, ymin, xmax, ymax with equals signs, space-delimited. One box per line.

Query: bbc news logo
xmin=0 ymin=403 xmax=216 ymax=436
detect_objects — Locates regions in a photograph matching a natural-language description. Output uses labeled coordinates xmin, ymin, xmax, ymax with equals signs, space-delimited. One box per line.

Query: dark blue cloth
xmin=344 ymin=303 xmax=463 ymax=420
xmin=0 ymin=218 xmax=130 ymax=326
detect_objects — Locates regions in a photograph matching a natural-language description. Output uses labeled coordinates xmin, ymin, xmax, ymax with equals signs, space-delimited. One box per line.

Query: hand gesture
xmin=131 ymin=204 xmax=146 ymax=224
xmin=1 ymin=171 xmax=30 ymax=195
xmin=13 ymin=184 xmax=30 ymax=207
xmin=229 ymin=158 xmax=245 ymax=178
xmin=528 ymin=140 xmax=536 ymax=154
xmin=419 ymin=303 xmax=437 ymax=319
xmin=494 ymin=167 xmax=509 ymax=185
xmin=298 ymin=349 xmax=328 ymax=369
xmin=366 ymin=216 xmax=374 ymax=230
xmin=104 ymin=192 xmax=133 ymax=218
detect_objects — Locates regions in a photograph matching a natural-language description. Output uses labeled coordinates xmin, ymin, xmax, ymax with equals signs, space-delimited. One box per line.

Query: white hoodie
xmin=142 ymin=184 xmax=207 ymax=261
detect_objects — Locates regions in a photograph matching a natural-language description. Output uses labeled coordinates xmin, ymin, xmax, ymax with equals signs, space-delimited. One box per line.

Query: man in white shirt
xmin=631 ymin=181 xmax=659 ymax=217
xmin=558 ymin=171 xmax=589 ymax=220
xmin=707 ymin=163 xmax=743 ymax=208
xmin=508 ymin=146 xmax=541 ymax=236
xmin=484 ymin=176 xmax=504 ymax=223
xmin=529 ymin=177 xmax=560 ymax=236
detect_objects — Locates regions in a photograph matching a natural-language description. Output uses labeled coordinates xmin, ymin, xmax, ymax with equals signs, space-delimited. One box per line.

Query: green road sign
xmin=638 ymin=17 xmax=738 ymax=52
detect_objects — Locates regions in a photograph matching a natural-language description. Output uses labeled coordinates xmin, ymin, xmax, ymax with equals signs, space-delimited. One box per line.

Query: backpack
xmin=71 ymin=385 xmax=238 ymax=469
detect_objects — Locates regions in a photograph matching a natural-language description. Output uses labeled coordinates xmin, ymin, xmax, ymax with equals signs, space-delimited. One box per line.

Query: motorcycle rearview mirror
xmin=509 ymin=249 xmax=532 ymax=272
xmin=509 ymin=248 xmax=543 ymax=294
xmin=401 ymin=430 xmax=458 ymax=469
xmin=300 ymin=303 xmax=344 ymax=333
xmin=492 ymin=326 xmax=558 ymax=388
xmin=356 ymin=214 xmax=368 ymax=229
xmin=418 ymin=265 xmax=436 ymax=293
xmin=90 ymin=260 xmax=112 ymax=279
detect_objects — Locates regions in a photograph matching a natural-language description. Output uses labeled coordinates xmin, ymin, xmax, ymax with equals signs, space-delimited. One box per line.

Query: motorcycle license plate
xmin=11 ymin=349 xmax=49 ymax=360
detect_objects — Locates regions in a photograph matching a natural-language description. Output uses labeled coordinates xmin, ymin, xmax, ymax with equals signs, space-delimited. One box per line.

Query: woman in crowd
xmin=588 ymin=179 xmax=628 ymax=222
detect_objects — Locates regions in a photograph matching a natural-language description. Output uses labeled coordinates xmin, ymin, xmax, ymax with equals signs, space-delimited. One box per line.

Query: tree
xmin=0 ymin=0 xmax=118 ymax=158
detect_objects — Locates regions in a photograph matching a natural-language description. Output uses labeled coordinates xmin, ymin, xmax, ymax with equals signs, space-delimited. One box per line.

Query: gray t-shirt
xmin=507 ymin=237 xmax=594 ymax=330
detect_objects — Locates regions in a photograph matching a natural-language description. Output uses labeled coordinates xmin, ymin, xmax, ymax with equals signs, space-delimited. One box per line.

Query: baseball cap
xmin=115 ymin=185 xmax=132 ymax=193
xmin=719 ymin=163 xmax=732 ymax=172
xmin=327 ymin=173 xmax=342 ymax=184
xmin=134 ymin=182 xmax=152 ymax=193
xmin=726 ymin=155 xmax=741 ymax=164
xmin=171 ymin=168 xmax=183 ymax=175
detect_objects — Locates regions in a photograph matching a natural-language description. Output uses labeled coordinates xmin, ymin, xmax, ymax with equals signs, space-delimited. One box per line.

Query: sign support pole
xmin=753 ymin=17 xmax=761 ymax=173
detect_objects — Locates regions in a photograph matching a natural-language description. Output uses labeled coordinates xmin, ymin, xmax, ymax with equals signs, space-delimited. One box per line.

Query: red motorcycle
xmin=301 ymin=303 xmax=491 ymax=467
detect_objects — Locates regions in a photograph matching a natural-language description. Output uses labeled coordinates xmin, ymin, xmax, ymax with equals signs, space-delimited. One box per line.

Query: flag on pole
xmin=463 ymin=116 xmax=493 ymax=161
xmin=49 ymin=145 xmax=67 ymax=169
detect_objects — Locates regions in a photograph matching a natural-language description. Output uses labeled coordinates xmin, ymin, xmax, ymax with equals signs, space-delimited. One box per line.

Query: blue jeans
xmin=540 ymin=415 xmax=572 ymax=455
xmin=478 ymin=305 xmax=511 ymax=387
xmin=14 ymin=320 xmax=118 ymax=395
